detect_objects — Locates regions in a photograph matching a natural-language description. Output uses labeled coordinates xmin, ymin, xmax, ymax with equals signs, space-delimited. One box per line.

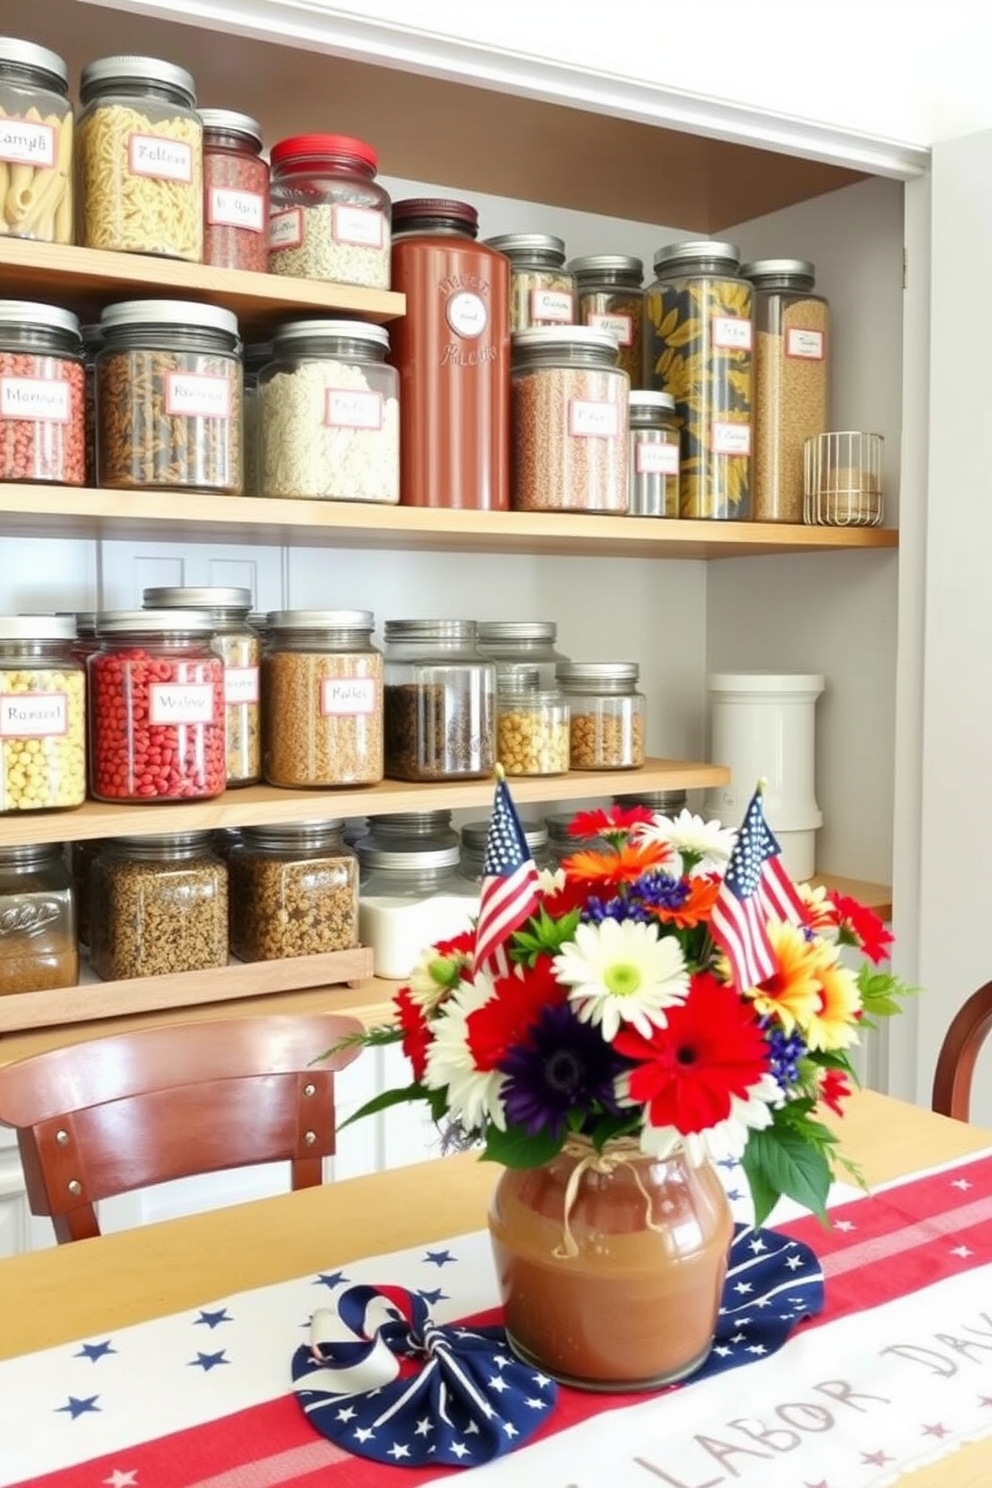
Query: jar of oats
xmin=229 ymin=819 xmax=358 ymax=962
xmin=383 ymin=619 xmax=496 ymax=781
xmin=569 ymin=255 xmax=644 ymax=386
xmin=268 ymin=133 xmax=390 ymax=289
xmin=0 ymin=614 xmax=86 ymax=814
xmin=142 ymin=585 xmax=260 ymax=787
xmin=262 ymin=609 xmax=383 ymax=787
xmin=483 ymin=233 xmax=575 ymax=332
xmin=0 ymin=842 xmax=77 ymax=994
xmin=89 ymin=832 xmax=228 ymax=981
xmin=495 ymin=668 xmax=570 ymax=777
xmin=556 ymin=660 xmax=645 ymax=769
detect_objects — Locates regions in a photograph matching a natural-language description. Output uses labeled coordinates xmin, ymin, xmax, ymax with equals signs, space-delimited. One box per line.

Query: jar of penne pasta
xmin=76 ymin=55 xmax=202 ymax=262
xmin=0 ymin=38 xmax=74 ymax=243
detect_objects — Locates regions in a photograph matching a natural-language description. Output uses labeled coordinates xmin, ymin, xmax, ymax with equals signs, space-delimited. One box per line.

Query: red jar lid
xmin=270 ymin=133 xmax=378 ymax=171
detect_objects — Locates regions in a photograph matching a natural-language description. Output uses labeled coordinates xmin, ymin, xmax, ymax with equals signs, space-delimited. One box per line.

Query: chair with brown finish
xmin=0 ymin=1013 xmax=365 ymax=1243
xmin=931 ymin=979 xmax=992 ymax=1121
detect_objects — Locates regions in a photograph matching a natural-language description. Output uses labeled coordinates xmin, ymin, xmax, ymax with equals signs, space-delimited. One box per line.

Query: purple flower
xmin=498 ymin=1002 xmax=627 ymax=1140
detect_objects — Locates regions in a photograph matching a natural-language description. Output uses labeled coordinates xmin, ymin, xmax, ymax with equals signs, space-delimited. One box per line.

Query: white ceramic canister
xmin=703 ymin=671 xmax=825 ymax=880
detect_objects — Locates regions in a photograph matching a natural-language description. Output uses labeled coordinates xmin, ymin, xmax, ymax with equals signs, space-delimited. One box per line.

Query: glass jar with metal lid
xmin=262 ymin=609 xmax=383 ymax=788
xmin=0 ymin=842 xmax=77 ymax=994
xmin=0 ymin=300 xmax=84 ymax=485
xmin=258 ymin=319 xmax=399 ymax=503
xmin=483 ymin=233 xmax=576 ymax=333
xmin=645 ymin=240 xmax=753 ymax=520
xmin=81 ymin=322 xmax=102 ymax=487
xmin=613 ymin=787 xmax=688 ymax=817
xmin=628 ymin=390 xmax=680 ymax=518
xmin=357 ymin=834 xmax=479 ymax=979
xmin=77 ymin=55 xmax=202 ymax=261
xmin=511 ymin=326 xmax=629 ymax=513
xmin=142 ymin=585 xmax=260 ymax=788
xmin=383 ymin=618 xmax=496 ymax=781
xmin=96 ymin=299 xmax=242 ymax=494
xmin=460 ymin=816 xmax=550 ymax=881
xmin=545 ymin=810 xmax=607 ymax=867
xmin=200 ymin=108 xmax=268 ymax=272
xmin=268 ymin=132 xmax=391 ymax=289
xmin=475 ymin=619 xmax=569 ymax=688
xmin=569 ymin=255 xmax=644 ymax=385
xmin=740 ymin=259 xmax=828 ymax=524
xmin=242 ymin=340 xmax=271 ymax=496
xmin=361 ymin=810 xmax=459 ymax=852
xmin=0 ymin=615 xmax=85 ymax=814
xmin=496 ymin=667 xmax=570 ymax=777
xmin=556 ymin=660 xmax=645 ymax=769
xmin=89 ymin=832 xmax=227 ymax=980
xmin=88 ymin=609 xmax=226 ymax=803
xmin=229 ymin=819 xmax=358 ymax=962
xmin=0 ymin=38 xmax=73 ymax=242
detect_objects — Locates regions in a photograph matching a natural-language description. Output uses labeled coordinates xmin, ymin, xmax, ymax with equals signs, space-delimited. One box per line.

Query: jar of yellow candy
xmin=0 ymin=615 xmax=86 ymax=813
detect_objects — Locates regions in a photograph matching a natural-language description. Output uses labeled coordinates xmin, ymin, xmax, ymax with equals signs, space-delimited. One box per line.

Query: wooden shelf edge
xmin=809 ymin=873 xmax=893 ymax=919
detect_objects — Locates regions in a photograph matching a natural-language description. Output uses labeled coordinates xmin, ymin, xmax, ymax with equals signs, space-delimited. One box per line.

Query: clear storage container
xmin=645 ymin=240 xmax=753 ymax=520
xmin=383 ymin=618 xmax=496 ymax=781
xmin=614 ymin=787 xmax=688 ymax=817
xmin=242 ymin=340 xmax=270 ymax=496
xmin=81 ymin=321 xmax=102 ymax=487
xmin=89 ymin=832 xmax=227 ymax=980
xmin=460 ymin=816 xmax=550 ymax=879
xmin=0 ymin=300 xmax=84 ymax=485
xmin=361 ymin=810 xmax=459 ymax=852
xmin=258 ymin=319 xmax=399 ymax=502
xmin=77 ymin=55 xmax=202 ymax=262
xmin=570 ymin=255 xmax=644 ymax=386
xmin=357 ymin=835 xmax=479 ymax=979
xmin=556 ymin=660 xmax=645 ymax=769
xmin=476 ymin=619 xmax=569 ymax=688
xmin=741 ymin=259 xmax=829 ymax=524
xmin=0 ymin=842 xmax=77 ymax=994
xmin=0 ymin=38 xmax=73 ymax=243
xmin=268 ymin=132 xmax=390 ymax=289
xmin=229 ymin=819 xmax=359 ymax=961
xmin=511 ymin=326 xmax=628 ymax=513
xmin=545 ymin=811 xmax=607 ymax=866
xmin=628 ymin=390 xmax=680 ymax=517
xmin=200 ymin=108 xmax=268 ymax=272
xmin=262 ymin=609 xmax=383 ymax=787
xmin=69 ymin=836 xmax=102 ymax=948
xmin=496 ymin=668 xmax=570 ymax=777
xmin=483 ymin=233 xmax=576 ymax=332
xmin=0 ymin=615 xmax=85 ymax=813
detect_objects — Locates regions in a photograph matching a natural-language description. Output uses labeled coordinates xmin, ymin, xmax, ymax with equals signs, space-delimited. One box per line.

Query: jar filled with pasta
xmin=96 ymin=299 xmax=242 ymax=493
xmin=0 ymin=37 xmax=73 ymax=243
xmin=76 ymin=55 xmax=203 ymax=262
xmin=0 ymin=614 xmax=86 ymax=814
xmin=569 ymin=255 xmax=644 ymax=386
xmin=0 ymin=300 xmax=85 ymax=486
xmin=200 ymin=108 xmax=268 ymax=273
xmin=268 ymin=133 xmax=391 ymax=289
xmin=483 ymin=233 xmax=576 ymax=332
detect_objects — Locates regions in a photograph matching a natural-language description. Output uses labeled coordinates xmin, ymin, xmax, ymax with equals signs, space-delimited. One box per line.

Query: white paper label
xmin=165 ymin=373 xmax=232 ymax=420
xmin=0 ymin=377 xmax=70 ymax=423
xmin=530 ymin=288 xmax=573 ymax=323
xmin=588 ymin=311 xmax=633 ymax=346
xmin=208 ymin=187 xmax=265 ymax=233
xmin=712 ymin=315 xmax=753 ymax=351
xmin=446 ymin=291 xmax=488 ymax=338
xmin=325 ymin=389 xmax=384 ymax=430
xmin=321 ymin=677 xmax=376 ymax=715
xmin=0 ymin=117 xmax=56 ymax=167
xmin=636 ymin=441 xmax=680 ymax=476
xmin=712 ymin=421 xmax=751 ymax=455
xmin=149 ymin=683 xmax=216 ymax=725
xmin=224 ymin=666 xmax=259 ymax=704
xmin=0 ymin=691 xmax=67 ymax=737
xmin=786 ymin=327 xmax=826 ymax=360
xmin=268 ymin=207 xmax=303 ymax=249
xmin=332 ymin=205 xmax=385 ymax=247
xmin=569 ymin=399 xmax=620 ymax=438
xmin=128 ymin=133 xmax=193 ymax=183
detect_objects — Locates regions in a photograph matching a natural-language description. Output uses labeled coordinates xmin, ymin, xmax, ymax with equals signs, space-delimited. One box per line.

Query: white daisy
xmin=553 ymin=918 xmax=689 ymax=1042
xmin=423 ymin=973 xmax=507 ymax=1131
xmin=639 ymin=1073 xmax=783 ymax=1165
xmin=537 ymin=865 xmax=566 ymax=895
xmin=634 ymin=808 xmax=736 ymax=877
xmin=407 ymin=944 xmax=469 ymax=1010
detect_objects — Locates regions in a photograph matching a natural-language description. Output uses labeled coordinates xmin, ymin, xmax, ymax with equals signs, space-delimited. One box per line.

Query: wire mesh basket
xmin=803 ymin=430 xmax=884 ymax=527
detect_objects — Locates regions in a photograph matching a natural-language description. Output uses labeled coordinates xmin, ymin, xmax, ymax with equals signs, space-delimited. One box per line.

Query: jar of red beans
xmin=200 ymin=108 xmax=269 ymax=273
xmin=0 ymin=300 xmax=85 ymax=485
xmin=88 ymin=609 xmax=226 ymax=803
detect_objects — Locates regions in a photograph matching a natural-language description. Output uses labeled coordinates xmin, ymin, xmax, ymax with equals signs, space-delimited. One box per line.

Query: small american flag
xmin=473 ymin=769 xmax=541 ymax=976
xmin=710 ymin=785 xmax=807 ymax=992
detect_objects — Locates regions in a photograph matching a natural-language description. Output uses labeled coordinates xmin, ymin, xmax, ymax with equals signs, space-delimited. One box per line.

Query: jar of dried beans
xmin=200 ymin=108 xmax=269 ymax=273
xmin=89 ymin=832 xmax=228 ymax=980
xmin=740 ymin=259 xmax=829 ymax=524
xmin=88 ymin=609 xmax=226 ymax=802
xmin=556 ymin=660 xmax=645 ymax=769
xmin=0 ymin=615 xmax=86 ymax=813
xmin=483 ymin=233 xmax=575 ymax=332
xmin=570 ymin=255 xmax=644 ymax=386
xmin=476 ymin=619 xmax=570 ymax=689
xmin=268 ymin=132 xmax=391 ymax=289
xmin=0 ymin=842 xmax=77 ymax=995
xmin=511 ymin=326 xmax=629 ymax=513
xmin=628 ymin=391 xmax=680 ymax=517
xmin=383 ymin=618 xmax=496 ymax=781
xmin=229 ymin=820 xmax=359 ymax=962
xmin=645 ymin=240 xmax=753 ymax=520
xmin=357 ymin=834 xmax=478 ymax=979
xmin=142 ymin=585 xmax=260 ymax=788
xmin=258 ymin=319 xmax=399 ymax=503
xmin=495 ymin=668 xmax=570 ymax=777
xmin=0 ymin=300 xmax=85 ymax=485
xmin=96 ymin=299 xmax=242 ymax=494
xmin=77 ymin=55 xmax=202 ymax=262
xmin=0 ymin=38 xmax=73 ymax=243
xmin=261 ymin=609 xmax=383 ymax=788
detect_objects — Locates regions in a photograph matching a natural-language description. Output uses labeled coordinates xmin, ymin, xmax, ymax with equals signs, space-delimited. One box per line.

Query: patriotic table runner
xmin=2 ymin=1149 xmax=991 ymax=1488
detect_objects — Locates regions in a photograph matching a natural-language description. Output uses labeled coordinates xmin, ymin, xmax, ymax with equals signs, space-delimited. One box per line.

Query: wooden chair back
xmin=0 ymin=1013 xmax=364 ymax=1243
xmin=931 ymin=979 xmax=992 ymax=1121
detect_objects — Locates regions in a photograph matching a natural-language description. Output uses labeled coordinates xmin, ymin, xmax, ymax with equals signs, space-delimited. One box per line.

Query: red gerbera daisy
xmin=817 ymin=1066 xmax=852 ymax=1117
xmin=568 ymin=805 xmax=654 ymax=839
xmin=395 ymin=985 xmax=431 ymax=1082
xmin=465 ymin=956 xmax=566 ymax=1070
xmin=829 ymin=894 xmax=894 ymax=964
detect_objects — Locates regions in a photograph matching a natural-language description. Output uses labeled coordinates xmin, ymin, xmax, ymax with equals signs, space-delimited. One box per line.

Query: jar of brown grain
xmin=570 ymin=255 xmax=644 ymax=386
xmin=556 ymin=660 xmax=645 ymax=769
xmin=483 ymin=233 xmax=576 ymax=332
xmin=228 ymin=819 xmax=358 ymax=961
xmin=0 ymin=842 xmax=77 ymax=994
xmin=383 ymin=618 xmax=496 ymax=781
xmin=261 ymin=609 xmax=383 ymax=787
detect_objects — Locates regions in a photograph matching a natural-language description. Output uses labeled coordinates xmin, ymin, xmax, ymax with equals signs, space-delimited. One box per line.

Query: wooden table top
xmin=1 ymin=1089 xmax=990 ymax=1487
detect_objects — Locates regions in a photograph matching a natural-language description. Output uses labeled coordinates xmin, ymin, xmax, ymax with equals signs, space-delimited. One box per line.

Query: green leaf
xmin=482 ymin=1123 xmax=562 ymax=1169
xmin=742 ymin=1126 xmax=833 ymax=1227
xmin=336 ymin=1081 xmax=430 ymax=1130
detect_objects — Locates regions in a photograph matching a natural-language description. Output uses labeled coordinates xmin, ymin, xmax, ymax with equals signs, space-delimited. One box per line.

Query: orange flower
xmin=563 ymin=839 xmax=671 ymax=893
xmin=652 ymin=873 xmax=721 ymax=929
xmin=746 ymin=921 xmax=822 ymax=1032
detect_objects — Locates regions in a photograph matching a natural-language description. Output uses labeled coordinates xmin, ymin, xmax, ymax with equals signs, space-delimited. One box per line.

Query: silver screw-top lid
xmin=497 ymin=666 xmax=542 ymax=691
xmin=106 ymin=831 xmax=216 ymax=856
xmin=81 ymin=54 xmax=196 ymax=102
xmin=0 ymin=615 xmax=76 ymax=641
xmin=614 ymin=789 xmax=688 ymax=812
xmin=357 ymin=840 xmax=463 ymax=872
xmin=652 ymin=239 xmax=741 ymax=273
xmin=95 ymin=609 xmax=218 ymax=636
xmin=383 ymin=619 xmax=478 ymax=643
xmin=739 ymin=258 xmax=816 ymax=287
xmin=0 ymin=37 xmax=68 ymax=84
xmin=368 ymin=811 xmax=455 ymax=840
xmin=271 ymin=319 xmax=390 ymax=352
xmin=267 ymin=609 xmax=374 ymax=632
xmin=198 ymin=108 xmax=263 ymax=146
xmin=483 ymin=233 xmax=567 ymax=261
xmin=461 ymin=818 xmax=547 ymax=852
xmin=101 ymin=300 xmax=238 ymax=337
xmin=511 ymin=326 xmax=619 ymax=355
xmin=568 ymin=254 xmax=643 ymax=278
xmin=629 ymin=391 xmax=676 ymax=413
xmin=142 ymin=586 xmax=252 ymax=612
xmin=239 ymin=820 xmax=347 ymax=851
xmin=0 ymin=301 xmax=80 ymax=336
xmin=556 ymin=660 xmax=640 ymax=684
xmin=476 ymin=620 xmax=559 ymax=646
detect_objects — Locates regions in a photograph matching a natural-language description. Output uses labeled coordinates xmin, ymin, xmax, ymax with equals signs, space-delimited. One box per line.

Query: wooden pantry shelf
xmin=810 ymin=873 xmax=893 ymax=919
xmin=0 ymin=485 xmax=900 ymax=559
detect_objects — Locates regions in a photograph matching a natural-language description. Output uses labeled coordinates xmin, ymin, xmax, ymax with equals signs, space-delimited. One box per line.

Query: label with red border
xmin=325 ymin=389 xmax=384 ymax=431
xmin=636 ymin=441 xmax=680 ymax=476
xmin=207 ymin=188 xmax=265 ymax=233
xmin=268 ymin=208 xmax=303 ymax=250
xmin=331 ymin=205 xmax=384 ymax=248
xmin=128 ymin=133 xmax=193 ymax=182
xmin=569 ymin=399 xmax=620 ymax=438
xmin=786 ymin=327 xmax=826 ymax=361
xmin=588 ymin=311 xmax=633 ymax=346
xmin=149 ymin=683 xmax=216 ymax=725
xmin=224 ymin=667 xmax=259 ymax=705
xmin=321 ymin=677 xmax=376 ymax=716
xmin=0 ymin=116 xmax=55 ymax=167
xmin=712 ymin=315 xmax=752 ymax=351
xmin=0 ymin=691 xmax=67 ymax=737
xmin=530 ymin=288 xmax=573 ymax=323
xmin=0 ymin=377 xmax=70 ymax=423
xmin=712 ymin=421 xmax=751 ymax=456
xmin=165 ymin=373 xmax=232 ymax=420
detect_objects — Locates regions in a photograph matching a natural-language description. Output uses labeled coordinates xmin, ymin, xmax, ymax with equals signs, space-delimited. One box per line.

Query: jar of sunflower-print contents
xmin=644 ymin=240 xmax=753 ymax=520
